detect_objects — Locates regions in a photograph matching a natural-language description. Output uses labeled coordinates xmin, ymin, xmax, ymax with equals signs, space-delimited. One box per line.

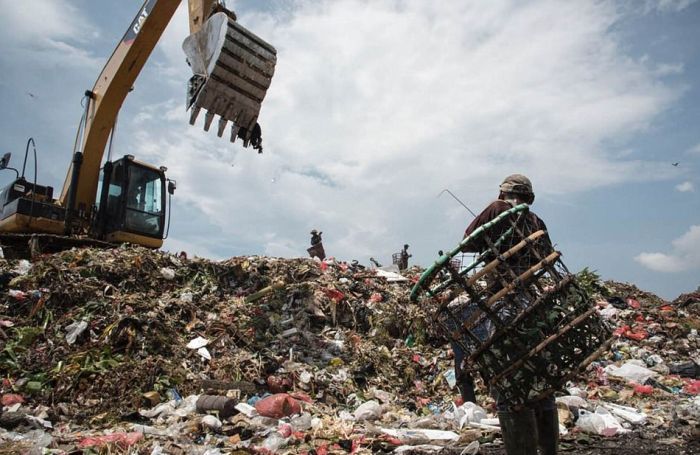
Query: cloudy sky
xmin=0 ymin=0 xmax=698 ymax=299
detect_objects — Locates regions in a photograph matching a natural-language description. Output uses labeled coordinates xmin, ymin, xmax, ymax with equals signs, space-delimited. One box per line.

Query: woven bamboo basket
xmin=411 ymin=204 xmax=612 ymax=407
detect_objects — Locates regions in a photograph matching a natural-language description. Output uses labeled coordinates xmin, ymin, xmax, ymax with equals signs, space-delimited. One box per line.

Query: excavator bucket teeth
xmin=183 ymin=12 xmax=276 ymax=151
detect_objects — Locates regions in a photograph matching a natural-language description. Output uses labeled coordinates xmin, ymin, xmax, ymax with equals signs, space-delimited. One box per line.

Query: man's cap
xmin=499 ymin=174 xmax=533 ymax=195
xmin=310 ymin=229 xmax=318 ymax=234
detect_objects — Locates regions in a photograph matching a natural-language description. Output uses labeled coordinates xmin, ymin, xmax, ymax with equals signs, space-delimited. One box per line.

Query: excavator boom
xmin=61 ymin=0 xmax=275 ymax=213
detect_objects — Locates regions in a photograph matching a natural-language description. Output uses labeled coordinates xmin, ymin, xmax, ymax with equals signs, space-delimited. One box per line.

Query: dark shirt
xmin=310 ymin=233 xmax=323 ymax=246
xmin=463 ymin=200 xmax=550 ymax=253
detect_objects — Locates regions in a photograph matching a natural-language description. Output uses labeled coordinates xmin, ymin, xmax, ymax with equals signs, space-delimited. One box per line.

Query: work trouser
xmin=495 ymin=394 xmax=559 ymax=455
xmin=451 ymin=341 xmax=477 ymax=403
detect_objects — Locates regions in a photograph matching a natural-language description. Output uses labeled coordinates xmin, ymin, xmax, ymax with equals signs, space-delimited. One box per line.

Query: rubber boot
xmin=497 ymin=409 xmax=539 ymax=455
xmin=535 ymin=402 xmax=559 ymax=455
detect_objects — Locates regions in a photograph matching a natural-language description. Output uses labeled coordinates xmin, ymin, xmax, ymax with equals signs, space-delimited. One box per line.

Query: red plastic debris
xmin=254 ymin=393 xmax=301 ymax=418
xmin=416 ymin=396 xmax=430 ymax=407
xmin=381 ymin=435 xmax=403 ymax=446
xmin=277 ymin=423 xmax=293 ymax=438
xmin=370 ymin=292 xmax=383 ymax=303
xmin=323 ymin=288 xmax=345 ymax=302
xmin=454 ymin=396 xmax=465 ymax=407
xmin=625 ymin=330 xmax=648 ymax=341
xmin=684 ymin=380 xmax=700 ymax=395
xmin=1 ymin=394 xmax=24 ymax=406
xmin=633 ymin=383 xmax=653 ymax=395
xmin=613 ymin=325 xmax=648 ymax=341
xmin=660 ymin=305 xmax=674 ymax=312
xmin=77 ymin=432 xmax=143 ymax=449
xmin=627 ymin=298 xmax=641 ymax=309
xmin=595 ymin=366 xmax=609 ymax=385
xmin=613 ymin=325 xmax=629 ymax=337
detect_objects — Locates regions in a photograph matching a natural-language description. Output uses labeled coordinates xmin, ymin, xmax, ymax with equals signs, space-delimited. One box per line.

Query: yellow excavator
xmin=0 ymin=0 xmax=276 ymax=257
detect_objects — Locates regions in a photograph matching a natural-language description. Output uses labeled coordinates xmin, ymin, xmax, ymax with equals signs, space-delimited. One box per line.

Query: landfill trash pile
xmin=0 ymin=248 xmax=699 ymax=454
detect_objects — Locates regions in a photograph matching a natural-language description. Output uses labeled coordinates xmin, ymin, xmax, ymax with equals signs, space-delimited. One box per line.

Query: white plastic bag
xmin=576 ymin=406 xmax=628 ymax=436
xmin=201 ymin=415 xmax=222 ymax=432
xmin=65 ymin=320 xmax=88 ymax=345
xmin=604 ymin=361 xmax=658 ymax=383
xmin=453 ymin=402 xmax=487 ymax=429
xmin=354 ymin=400 xmax=382 ymax=421
xmin=261 ymin=432 xmax=288 ymax=451
xmin=601 ymin=402 xmax=647 ymax=425
xmin=160 ymin=267 xmax=176 ymax=280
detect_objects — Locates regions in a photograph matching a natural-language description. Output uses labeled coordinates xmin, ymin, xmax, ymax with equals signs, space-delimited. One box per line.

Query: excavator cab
xmin=93 ymin=156 xmax=167 ymax=248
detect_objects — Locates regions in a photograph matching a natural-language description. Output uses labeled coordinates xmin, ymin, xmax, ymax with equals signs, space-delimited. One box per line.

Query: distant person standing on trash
xmin=452 ymin=174 xmax=557 ymax=455
xmin=399 ymin=244 xmax=411 ymax=270
xmin=307 ymin=229 xmax=326 ymax=261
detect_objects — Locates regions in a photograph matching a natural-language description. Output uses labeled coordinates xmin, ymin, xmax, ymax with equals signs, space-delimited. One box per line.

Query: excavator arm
xmin=59 ymin=0 xmax=275 ymax=228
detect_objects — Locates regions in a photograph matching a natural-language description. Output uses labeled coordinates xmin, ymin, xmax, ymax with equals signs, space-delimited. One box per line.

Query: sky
xmin=0 ymin=0 xmax=698 ymax=299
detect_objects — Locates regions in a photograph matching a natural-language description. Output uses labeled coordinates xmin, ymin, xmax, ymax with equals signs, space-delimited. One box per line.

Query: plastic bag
xmin=575 ymin=407 xmax=627 ymax=436
xmin=261 ymin=432 xmax=288 ymax=451
xmin=605 ymin=361 xmax=657 ymax=383
xmin=453 ymin=402 xmax=487 ymax=429
xmin=354 ymin=400 xmax=382 ymax=421
xmin=78 ymin=431 xmax=144 ymax=449
xmin=160 ymin=267 xmax=176 ymax=280
xmin=602 ymin=402 xmax=647 ymax=425
xmin=65 ymin=320 xmax=88 ymax=345
xmin=255 ymin=393 xmax=301 ymax=419
xmin=201 ymin=415 xmax=222 ymax=432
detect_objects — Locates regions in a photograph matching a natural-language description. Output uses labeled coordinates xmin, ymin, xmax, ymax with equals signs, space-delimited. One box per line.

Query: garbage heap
xmin=0 ymin=247 xmax=698 ymax=454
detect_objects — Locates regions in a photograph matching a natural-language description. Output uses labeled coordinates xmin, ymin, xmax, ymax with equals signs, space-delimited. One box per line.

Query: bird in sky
xmin=672 ymin=162 xmax=679 ymax=167
xmin=26 ymin=92 xmax=37 ymax=99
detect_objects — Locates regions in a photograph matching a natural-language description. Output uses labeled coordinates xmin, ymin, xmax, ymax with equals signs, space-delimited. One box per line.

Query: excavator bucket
xmin=183 ymin=12 xmax=276 ymax=152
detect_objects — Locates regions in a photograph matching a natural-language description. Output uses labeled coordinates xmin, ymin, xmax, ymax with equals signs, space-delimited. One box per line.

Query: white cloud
xmin=0 ymin=0 xmax=99 ymax=68
xmin=644 ymin=0 xmax=698 ymax=12
xmin=636 ymin=225 xmax=700 ymax=272
xmin=118 ymin=0 xmax=684 ymax=262
xmin=676 ymin=181 xmax=695 ymax=192
xmin=654 ymin=62 xmax=684 ymax=77
xmin=688 ymin=143 xmax=700 ymax=155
